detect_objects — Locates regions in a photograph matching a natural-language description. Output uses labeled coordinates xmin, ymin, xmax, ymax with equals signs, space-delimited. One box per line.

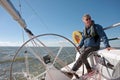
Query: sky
xmin=0 ymin=0 xmax=120 ymax=47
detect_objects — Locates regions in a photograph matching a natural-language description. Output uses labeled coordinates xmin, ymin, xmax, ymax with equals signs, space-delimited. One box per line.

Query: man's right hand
xmin=77 ymin=46 xmax=80 ymax=50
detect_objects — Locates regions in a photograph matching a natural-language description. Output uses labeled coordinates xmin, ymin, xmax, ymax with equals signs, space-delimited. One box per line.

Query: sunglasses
xmin=85 ymin=18 xmax=91 ymax=21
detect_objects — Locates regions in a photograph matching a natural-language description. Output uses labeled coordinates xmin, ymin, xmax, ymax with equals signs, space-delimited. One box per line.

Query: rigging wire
xmin=24 ymin=0 xmax=49 ymax=32
xmin=18 ymin=2 xmax=72 ymax=74
xmin=18 ymin=0 xmax=25 ymax=43
xmin=10 ymin=33 xmax=79 ymax=80
xmin=18 ymin=0 xmax=31 ymax=78
xmin=16 ymin=5 xmax=72 ymax=78
xmin=18 ymin=0 xmax=75 ymax=68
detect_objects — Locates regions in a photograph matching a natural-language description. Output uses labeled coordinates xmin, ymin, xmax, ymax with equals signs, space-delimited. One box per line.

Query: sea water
xmin=0 ymin=46 xmax=76 ymax=79
xmin=0 ymin=47 xmax=120 ymax=80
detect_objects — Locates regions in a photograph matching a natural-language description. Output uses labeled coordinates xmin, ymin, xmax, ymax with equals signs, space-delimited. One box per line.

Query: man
xmin=68 ymin=14 xmax=111 ymax=78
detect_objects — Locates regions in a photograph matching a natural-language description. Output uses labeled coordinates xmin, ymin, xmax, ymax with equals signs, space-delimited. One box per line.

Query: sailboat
xmin=0 ymin=0 xmax=120 ymax=80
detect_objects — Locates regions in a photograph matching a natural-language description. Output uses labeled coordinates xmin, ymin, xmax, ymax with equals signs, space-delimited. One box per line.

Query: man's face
xmin=82 ymin=17 xmax=92 ymax=28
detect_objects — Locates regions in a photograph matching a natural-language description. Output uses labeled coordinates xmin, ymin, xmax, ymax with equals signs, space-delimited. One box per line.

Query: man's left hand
xmin=106 ymin=47 xmax=112 ymax=51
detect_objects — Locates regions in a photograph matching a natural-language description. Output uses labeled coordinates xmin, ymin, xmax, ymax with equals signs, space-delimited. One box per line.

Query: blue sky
xmin=0 ymin=0 xmax=120 ymax=47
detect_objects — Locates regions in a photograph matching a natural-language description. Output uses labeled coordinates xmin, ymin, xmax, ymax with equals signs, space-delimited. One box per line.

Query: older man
xmin=68 ymin=14 xmax=111 ymax=78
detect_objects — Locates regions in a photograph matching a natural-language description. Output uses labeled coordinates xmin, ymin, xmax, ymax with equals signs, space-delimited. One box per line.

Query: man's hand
xmin=77 ymin=46 xmax=80 ymax=50
xmin=106 ymin=47 xmax=112 ymax=51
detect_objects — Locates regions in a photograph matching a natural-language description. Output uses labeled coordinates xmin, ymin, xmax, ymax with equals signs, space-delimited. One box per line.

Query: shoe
xmin=62 ymin=71 xmax=74 ymax=78
xmin=62 ymin=70 xmax=79 ymax=79
xmin=87 ymin=69 xmax=95 ymax=75
xmin=82 ymin=69 xmax=95 ymax=79
xmin=87 ymin=69 xmax=92 ymax=73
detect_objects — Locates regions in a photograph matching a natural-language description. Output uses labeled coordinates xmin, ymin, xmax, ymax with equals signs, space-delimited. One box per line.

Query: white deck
xmin=60 ymin=49 xmax=120 ymax=80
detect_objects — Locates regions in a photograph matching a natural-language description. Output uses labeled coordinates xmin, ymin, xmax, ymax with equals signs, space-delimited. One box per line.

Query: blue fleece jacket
xmin=79 ymin=24 xmax=110 ymax=48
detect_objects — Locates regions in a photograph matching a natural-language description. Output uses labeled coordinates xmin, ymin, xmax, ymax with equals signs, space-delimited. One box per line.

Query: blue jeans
xmin=72 ymin=46 xmax=100 ymax=71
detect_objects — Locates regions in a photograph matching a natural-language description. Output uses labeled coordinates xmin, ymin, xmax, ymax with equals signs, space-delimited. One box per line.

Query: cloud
xmin=0 ymin=41 xmax=22 ymax=46
xmin=40 ymin=40 xmax=74 ymax=47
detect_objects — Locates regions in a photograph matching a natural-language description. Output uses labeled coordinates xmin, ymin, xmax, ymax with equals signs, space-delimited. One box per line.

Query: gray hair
xmin=82 ymin=14 xmax=91 ymax=19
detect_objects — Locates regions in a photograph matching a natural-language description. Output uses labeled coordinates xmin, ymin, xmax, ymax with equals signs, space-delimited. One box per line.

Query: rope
xmin=24 ymin=0 xmax=49 ymax=31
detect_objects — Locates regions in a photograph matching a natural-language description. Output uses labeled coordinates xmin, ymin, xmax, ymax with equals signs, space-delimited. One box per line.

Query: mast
xmin=0 ymin=0 xmax=26 ymax=28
